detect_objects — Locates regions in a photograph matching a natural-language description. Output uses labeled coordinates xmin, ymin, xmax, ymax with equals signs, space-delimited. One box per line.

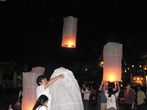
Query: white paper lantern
xmin=61 ymin=16 xmax=78 ymax=48
xmin=22 ymin=67 xmax=45 ymax=110
xmin=103 ymin=42 xmax=122 ymax=82
xmin=49 ymin=67 xmax=84 ymax=110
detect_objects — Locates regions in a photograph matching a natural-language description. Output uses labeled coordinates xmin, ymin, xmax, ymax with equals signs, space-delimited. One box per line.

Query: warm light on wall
xmin=103 ymin=42 xmax=122 ymax=82
xmin=22 ymin=67 xmax=45 ymax=110
xmin=143 ymin=65 xmax=147 ymax=70
xmin=22 ymin=103 xmax=35 ymax=110
xmin=61 ymin=16 xmax=78 ymax=48
xmin=133 ymin=76 xmax=144 ymax=86
xmin=100 ymin=61 xmax=104 ymax=67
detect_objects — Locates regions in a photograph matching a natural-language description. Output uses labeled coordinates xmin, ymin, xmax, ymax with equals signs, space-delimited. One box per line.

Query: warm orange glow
xmin=22 ymin=67 xmax=45 ymax=110
xmin=143 ymin=65 xmax=147 ymax=70
xmin=133 ymin=76 xmax=144 ymax=86
xmin=22 ymin=102 xmax=35 ymax=110
xmin=61 ymin=35 xmax=76 ymax=48
xmin=100 ymin=61 xmax=104 ymax=67
xmin=61 ymin=16 xmax=77 ymax=48
xmin=103 ymin=42 xmax=122 ymax=82
xmin=103 ymin=70 xmax=122 ymax=82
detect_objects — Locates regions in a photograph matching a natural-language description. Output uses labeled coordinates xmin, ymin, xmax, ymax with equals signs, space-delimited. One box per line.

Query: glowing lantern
xmin=22 ymin=67 xmax=45 ymax=110
xmin=61 ymin=16 xmax=78 ymax=48
xmin=132 ymin=76 xmax=144 ymax=86
xmin=103 ymin=42 xmax=122 ymax=82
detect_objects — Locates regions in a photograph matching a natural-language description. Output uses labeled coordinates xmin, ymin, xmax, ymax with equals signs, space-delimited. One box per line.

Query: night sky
xmin=0 ymin=1 xmax=147 ymax=65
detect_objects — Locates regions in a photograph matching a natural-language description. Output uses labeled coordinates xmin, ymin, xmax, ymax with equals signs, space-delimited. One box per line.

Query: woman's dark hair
xmin=125 ymin=83 xmax=131 ymax=87
xmin=4 ymin=102 xmax=12 ymax=110
xmin=36 ymin=75 xmax=46 ymax=86
xmin=108 ymin=87 xmax=114 ymax=97
xmin=33 ymin=95 xmax=48 ymax=110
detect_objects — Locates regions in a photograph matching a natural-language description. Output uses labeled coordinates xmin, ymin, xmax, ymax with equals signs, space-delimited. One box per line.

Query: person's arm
xmin=44 ymin=74 xmax=64 ymax=89
xmin=131 ymin=101 xmax=135 ymax=109
xmin=117 ymin=81 xmax=120 ymax=94
xmin=113 ymin=81 xmax=117 ymax=91
xmin=120 ymin=90 xmax=125 ymax=101
xmin=131 ymin=91 xmax=135 ymax=109
xmin=82 ymin=88 xmax=85 ymax=93
xmin=81 ymin=84 xmax=86 ymax=93
xmin=103 ymin=81 xmax=106 ymax=93
xmin=85 ymin=87 xmax=91 ymax=93
xmin=98 ymin=81 xmax=103 ymax=91
xmin=142 ymin=91 xmax=146 ymax=99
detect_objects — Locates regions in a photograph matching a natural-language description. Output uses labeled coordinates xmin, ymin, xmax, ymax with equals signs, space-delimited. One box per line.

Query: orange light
xmin=133 ymin=76 xmax=144 ymax=85
xmin=61 ymin=35 xmax=76 ymax=48
xmin=22 ymin=102 xmax=35 ymax=110
xmin=22 ymin=67 xmax=45 ymax=110
xmin=61 ymin=16 xmax=77 ymax=48
xmin=103 ymin=70 xmax=122 ymax=82
xmin=103 ymin=42 xmax=122 ymax=82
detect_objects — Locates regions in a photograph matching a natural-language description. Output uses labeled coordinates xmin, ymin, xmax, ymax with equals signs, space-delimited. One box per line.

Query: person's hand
xmin=101 ymin=81 xmax=104 ymax=84
xmin=120 ymin=98 xmax=124 ymax=101
xmin=114 ymin=81 xmax=117 ymax=85
xmin=131 ymin=104 xmax=134 ymax=109
xmin=103 ymin=81 xmax=108 ymax=85
xmin=114 ymin=81 xmax=119 ymax=85
xmin=58 ymin=74 xmax=64 ymax=78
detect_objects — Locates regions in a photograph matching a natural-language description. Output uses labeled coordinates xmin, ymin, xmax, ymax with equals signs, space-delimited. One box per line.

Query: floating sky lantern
xmin=61 ymin=16 xmax=78 ymax=48
xmin=103 ymin=42 xmax=122 ymax=82
xmin=22 ymin=67 xmax=45 ymax=110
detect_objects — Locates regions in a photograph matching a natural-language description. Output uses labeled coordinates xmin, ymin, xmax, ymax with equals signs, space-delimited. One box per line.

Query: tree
xmin=0 ymin=60 xmax=24 ymax=88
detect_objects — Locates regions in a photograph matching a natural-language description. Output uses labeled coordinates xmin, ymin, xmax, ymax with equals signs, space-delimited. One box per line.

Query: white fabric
xmin=82 ymin=89 xmax=90 ymax=100
xmin=49 ymin=67 xmax=84 ymax=110
xmin=105 ymin=92 xmax=119 ymax=109
xmin=103 ymin=42 xmax=122 ymax=82
xmin=137 ymin=90 xmax=146 ymax=105
xmin=22 ymin=67 xmax=45 ymax=110
xmin=36 ymin=106 xmax=47 ymax=110
xmin=36 ymin=84 xmax=51 ymax=110
xmin=61 ymin=16 xmax=77 ymax=48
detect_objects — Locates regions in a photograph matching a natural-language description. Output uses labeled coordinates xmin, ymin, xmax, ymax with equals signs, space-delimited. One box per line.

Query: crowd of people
xmin=1 ymin=74 xmax=147 ymax=110
xmin=81 ymin=81 xmax=147 ymax=110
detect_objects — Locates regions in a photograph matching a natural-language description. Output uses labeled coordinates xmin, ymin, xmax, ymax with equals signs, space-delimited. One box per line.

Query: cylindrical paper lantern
xmin=22 ymin=67 xmax=45 ymax=110
xmin=103 ymin=42 xmax=122 ymax=82
xmin=61 ymin=16 xmax=78 ymax=48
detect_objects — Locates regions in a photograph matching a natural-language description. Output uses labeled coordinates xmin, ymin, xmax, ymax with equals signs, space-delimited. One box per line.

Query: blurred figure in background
xmin=82 ymin=84 xmax=91 ymax=110
xmin=121 ymin=83 xmax=135 ymax=110
xmin=4 ymin=102 xmax=13 ymax=110
xmin=136 ymin=85 xmax=146 ymax=110
xmin=89 ymin=89 xmax=98 ymax=110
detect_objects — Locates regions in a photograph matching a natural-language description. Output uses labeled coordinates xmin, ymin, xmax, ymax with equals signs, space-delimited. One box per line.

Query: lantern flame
xmin=61 ymin=35 xmax=76 ymax=48
xmin=61 ymin=16 xmax=77 ymax=48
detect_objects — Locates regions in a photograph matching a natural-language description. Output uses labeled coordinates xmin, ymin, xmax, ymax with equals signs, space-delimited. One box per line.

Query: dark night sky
xmin=0 ymin=1 xmax=147 ymax=65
